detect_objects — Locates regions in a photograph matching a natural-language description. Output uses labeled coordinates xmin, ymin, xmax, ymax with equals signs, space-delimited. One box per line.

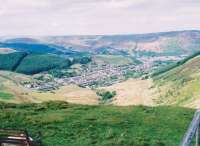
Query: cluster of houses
xmin=22 ymin=54 xmax=186 ymax=90
xmin=23 ymin=81 xmax=60 ymax=91
xmin=22 ymin=62 xmax=155 ymax=90
xmin=55 ymin=63 xmax=153 ymax=88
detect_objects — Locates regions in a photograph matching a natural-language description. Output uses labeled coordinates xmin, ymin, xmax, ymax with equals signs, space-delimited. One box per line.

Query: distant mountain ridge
xmin=1 ymin=30 xmax=200 ymax=57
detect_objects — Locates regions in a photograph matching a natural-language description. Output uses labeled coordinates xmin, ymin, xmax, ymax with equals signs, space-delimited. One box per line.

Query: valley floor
xmin=0 ymin=71 xmax=158 ymax=106
xmin=1 ymin=68 xmax=200 ymax=109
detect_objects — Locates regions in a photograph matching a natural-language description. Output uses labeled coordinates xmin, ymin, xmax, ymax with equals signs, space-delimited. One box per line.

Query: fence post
xmin=180 ymin=110 xmax=200 ymax=146
xmin=196 ymin=123 xmax=200 ymax=146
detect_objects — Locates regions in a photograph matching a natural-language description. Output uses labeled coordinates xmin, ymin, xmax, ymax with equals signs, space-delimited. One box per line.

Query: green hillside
xmin=0 ymin=52 xmax=93 ymax=75
xmin=16 ymin=54 xmax=71 ymax=74
xmin=0 ymin=101 xmax=194 ymax=146
xmin=0 ymin=52 xmax=27 ymax=71
xmin=153 ymin=54 xmax=200 ymax=107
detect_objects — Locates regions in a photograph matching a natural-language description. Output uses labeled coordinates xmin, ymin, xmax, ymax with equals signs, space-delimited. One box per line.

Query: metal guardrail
xmin=180 ymin=109 xmax=200 ymax=146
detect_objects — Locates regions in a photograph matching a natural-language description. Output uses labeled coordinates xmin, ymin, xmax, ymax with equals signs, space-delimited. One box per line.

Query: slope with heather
xmin=1 ymin=30 xmax=200 ymax=57
xmin=41 ymin=30 xmax=200 ymax=56
xmin=153 ymin=53 xmax=200 ymax=108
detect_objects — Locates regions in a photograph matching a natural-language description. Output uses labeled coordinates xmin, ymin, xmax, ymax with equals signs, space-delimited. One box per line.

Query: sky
xmin=0 ymin=0 xmax=200 ymax=36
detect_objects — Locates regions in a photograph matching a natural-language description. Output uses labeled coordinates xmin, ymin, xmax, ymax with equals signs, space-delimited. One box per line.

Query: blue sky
xmin=0 ymin=0 xmax=200 ymax=35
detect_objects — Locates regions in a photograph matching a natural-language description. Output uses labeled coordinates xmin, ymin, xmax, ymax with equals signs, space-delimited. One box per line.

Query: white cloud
xmin=0 ymin=0 xmax=200 ymax=36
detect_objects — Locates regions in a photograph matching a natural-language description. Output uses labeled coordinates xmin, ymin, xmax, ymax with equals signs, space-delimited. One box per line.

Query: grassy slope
xmin=0 ymin=101 xmax=194 ymax=146
xmin=153 ymin=55 xmax=200 ymax=108
xmin=0 ymin=71 xmax=33 ymax=103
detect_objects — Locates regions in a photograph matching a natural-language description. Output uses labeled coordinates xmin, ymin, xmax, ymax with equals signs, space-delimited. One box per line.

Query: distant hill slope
xmin=153 ymin=53 xmax=200 ymax=108
xmin=0 ymin=42 xmax=86 ymax=56
xmin=0 ymin=52 xmax=72 ymax=74
xmin=0 ymin=52 xmax=27 ymax=71
xmin=1 ymin=30 xmax=200 ymax=56
xmin=41 ymin=30 xmax=200 ymax=56
xmin=0 ymin=51 xmax=92 ymax=75
xmin=16 ymin=54 xmax=71 ymax=74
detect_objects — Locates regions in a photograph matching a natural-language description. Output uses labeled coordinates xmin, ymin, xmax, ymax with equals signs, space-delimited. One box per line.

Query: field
xmin=31 ymin=85 xmax=99 ymax=105
xmin=0 ymin=91 xmax=14 ymax=100
xmin=94 ymin=55 xmax=133 ymax=66
xmin=0 ymin=101 xmax=195 ymax=146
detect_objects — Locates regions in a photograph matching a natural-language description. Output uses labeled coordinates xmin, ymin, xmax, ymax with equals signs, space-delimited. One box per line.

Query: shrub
xmin=96 ymin=90 xmax=116 ymax=100
xmin=48 ymin=70 xmax=77 ymax=78
xmin=72 ymin=56 xmax=92 ymax=64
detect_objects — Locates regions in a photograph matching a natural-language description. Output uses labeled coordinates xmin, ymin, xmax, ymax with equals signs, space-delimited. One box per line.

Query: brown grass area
xmin=101 ymin=78 xmax=158 ymax=106
xmin=136 ymin=41 xmax=161 ymax=52
xmin=32 ymin=85 xmax=99 ymax=105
